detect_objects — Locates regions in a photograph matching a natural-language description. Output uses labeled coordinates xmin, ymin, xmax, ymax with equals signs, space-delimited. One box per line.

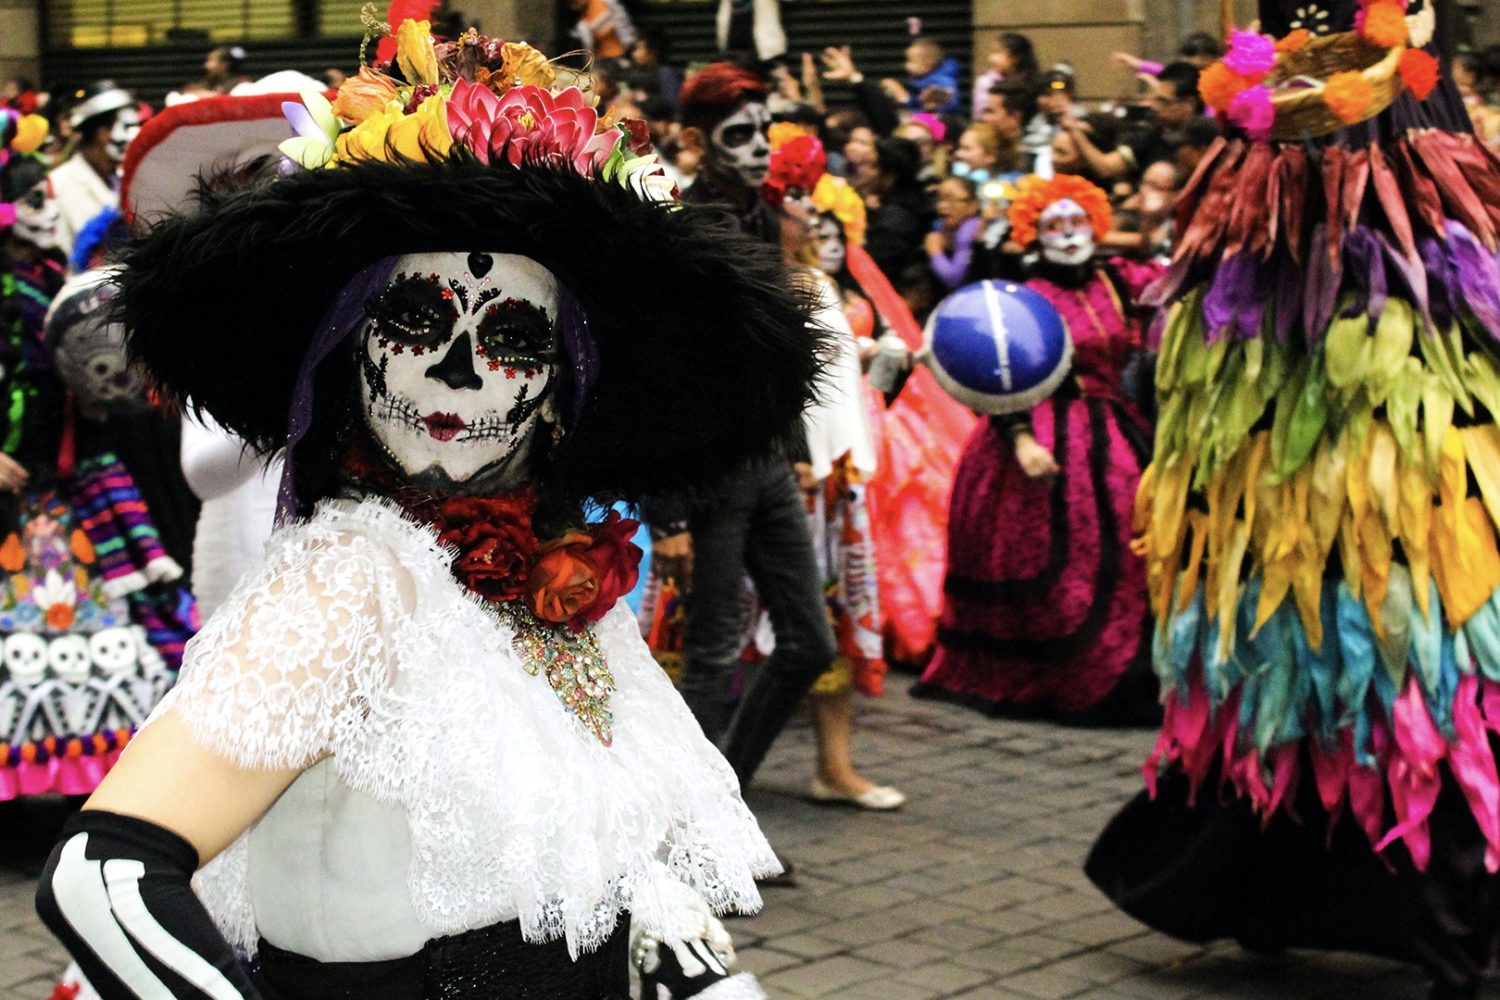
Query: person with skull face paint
xmin=915 ymin=173 xmax=1160 ymax=723
xmin=645 ymin=63 xmax=839 ymax=808
xmin=49 ymin=82 xmax=142 ymax=259
xmin=34 ymin=16 xmax=822 ymax=1000
xmin=0 ymin=113 xmax=193 ymax=807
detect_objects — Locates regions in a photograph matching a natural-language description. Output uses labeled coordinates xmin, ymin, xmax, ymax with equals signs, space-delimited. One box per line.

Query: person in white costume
xmin=49 ymin=82 xmax=140 ymax=258
xmin=35 ymin=15 xmax=827 ymax=999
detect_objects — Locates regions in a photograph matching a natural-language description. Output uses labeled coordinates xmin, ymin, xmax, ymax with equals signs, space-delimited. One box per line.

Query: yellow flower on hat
xmin=500 ymin=42 xmax=556 ymax=90
xmin=11 ymin=114 xmax=48 ymax=154
xmin=396 ymin=18 xmax=440 ymax=87
xmin=387 ymin=93 xmax=453 ymax=161
xmin=810 ymin=174 xmax=866 ymax=246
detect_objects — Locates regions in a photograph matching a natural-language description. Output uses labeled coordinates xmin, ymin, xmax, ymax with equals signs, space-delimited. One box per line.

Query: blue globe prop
xmin=919 ymin=280 xmax=1072 ymax=415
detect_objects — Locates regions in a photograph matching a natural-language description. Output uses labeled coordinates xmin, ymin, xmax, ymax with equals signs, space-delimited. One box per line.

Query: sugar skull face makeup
xmin=812 ymin=214 xmax=846 ymax=276
xmin=13 ymin=180 xmax=61 ymax=250
xmin=107 ymin=107 xmax=143 ymax=165
xmin=1037 ymin=197 xmax=1095 ymax=266
xmin=358 ymin=251 xmax=560 ymax=490
xmin=710 ymin=101 xmax=772 ymax=189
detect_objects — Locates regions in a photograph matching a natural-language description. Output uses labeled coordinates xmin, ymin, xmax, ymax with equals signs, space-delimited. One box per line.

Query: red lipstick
xmin=422 ymin=412 xmax=467 ymax=442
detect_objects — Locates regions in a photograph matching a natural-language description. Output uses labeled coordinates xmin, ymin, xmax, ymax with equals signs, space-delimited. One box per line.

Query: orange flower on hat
xmin=1199 ymin=61 xmax=1257 ymax=115
xmin=331 ymin=66 xmax=400 ymax=124
xmin=1399 ymin=49 xmax=1440 ymax=100
xmin=1275 ymin=28 xmax=1311 ymax=53
xmin=1360 ymin=0 xmax=1408 ymax=47
xmin=1323 ymin=70 xmax=1375 ymax=124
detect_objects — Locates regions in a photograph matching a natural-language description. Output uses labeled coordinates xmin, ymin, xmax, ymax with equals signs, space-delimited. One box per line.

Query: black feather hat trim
xmin=117 ymin=153 xmax=824 ymax=507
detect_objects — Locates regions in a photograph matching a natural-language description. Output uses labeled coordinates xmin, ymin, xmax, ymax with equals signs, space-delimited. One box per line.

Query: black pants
xmin=253 ymin=917 xmax=631 ymax=999
xmin=679 ymin=460 xmax=836 ymax=787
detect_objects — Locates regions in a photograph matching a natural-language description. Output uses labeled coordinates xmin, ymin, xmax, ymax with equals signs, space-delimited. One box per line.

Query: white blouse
xmin=149 ymin=498 xmax=777 ymax=962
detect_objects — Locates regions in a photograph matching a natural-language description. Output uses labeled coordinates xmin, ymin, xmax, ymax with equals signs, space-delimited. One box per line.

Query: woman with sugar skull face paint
xmin=0 ymin=113 xmax=195 ymax=808
xmin=36 ymin=19 xmax=824 ymax=1000
xmin=915 ymin=173 xmax=1162 ymax=723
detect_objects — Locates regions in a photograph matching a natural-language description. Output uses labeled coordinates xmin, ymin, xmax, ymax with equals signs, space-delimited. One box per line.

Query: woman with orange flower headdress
xmin=914 ymin=172 xmax=1161 ymax=724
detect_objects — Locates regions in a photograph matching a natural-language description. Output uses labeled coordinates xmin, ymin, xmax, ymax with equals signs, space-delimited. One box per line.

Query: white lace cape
xmin=154 ymin=498 xmax=777 ymax=958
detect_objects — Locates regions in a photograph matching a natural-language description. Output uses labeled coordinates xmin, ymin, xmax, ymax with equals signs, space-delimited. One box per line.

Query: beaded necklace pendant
xmin=498 ymin=602 xmax=616 ymax=746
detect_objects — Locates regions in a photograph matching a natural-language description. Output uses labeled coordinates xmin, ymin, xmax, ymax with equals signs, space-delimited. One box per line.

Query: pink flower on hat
xmin=447 ymin=80 xmax=619 ymax=173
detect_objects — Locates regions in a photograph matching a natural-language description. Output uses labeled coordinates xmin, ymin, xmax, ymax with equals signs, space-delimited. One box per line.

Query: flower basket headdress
xmin=1200 ymin=0 xmax=1441 ymax=142
xmin=116 ymin=9 xmax=823 ymax=514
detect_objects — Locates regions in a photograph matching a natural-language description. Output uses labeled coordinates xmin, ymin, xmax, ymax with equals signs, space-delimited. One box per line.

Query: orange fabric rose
xmin=1199 ymin=62 xmax=1257 ymax=114
xmin=1323 ymin=70 xmax=1375 ymax=124
xmin=331 ymin=66 xmax=401 ymax=124
xmin=525 ymin=512 xmax=643 ymax=627
xmin=1275 ymin=28 xmax=1311 ymax=53
xmin=1399 ymin=49 xmax=1440 ymax=100
xmin=527 ymin=532 xmax=601 ymax=624
xmin=1360 ymin=0 xmax=1408 ymax=47
xmin=45 ymin=604 xmax=74 ymax=630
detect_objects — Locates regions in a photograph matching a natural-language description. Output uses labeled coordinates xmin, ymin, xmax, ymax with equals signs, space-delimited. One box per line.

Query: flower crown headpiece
xmin=761 ymin=124 xmax=867 ymax=246
xmin=0 ymin=109 xmax=49 ymax=230
xmin=1007 ymin=174 xmax=1111 ymax=250
xmin=1200 ymin=0 xmax=1439 ymax=142
xmin=279 ymin=7 xmax=673 ymax=203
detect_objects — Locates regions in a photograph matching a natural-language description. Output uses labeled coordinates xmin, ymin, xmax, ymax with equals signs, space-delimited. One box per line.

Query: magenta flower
xmin=1223 ymin=28 xmax=1277 ymax=80
xmin=447 ymin=80 xmax=619 ymax=174
xmin=1227 ymin=85 xmax=1275 ymax=142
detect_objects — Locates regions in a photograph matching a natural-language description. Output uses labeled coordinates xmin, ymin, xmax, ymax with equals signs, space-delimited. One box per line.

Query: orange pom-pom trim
xmin=92 ymin=733 xmax=108 ymax=753
xmin=1199 ymin=62 xmax=1257 ymax=114
xmin=1008 ymin=173 xmax=1113 ymax=250
xmin=1323 ymin=70 xmax=1375 ymax=124
xmin=116 ymin=728 xmax=132 ymax=746
xmin=65 ymin=739 xmax=83 ymax=760
xmin=1399 ymin=49 xmax=1440 ymax=100
xmin=1275 ymin=28 xmax=1311 ymax=53
xmin=21 ymin=743 xmax=37 ymax=763
xmin=1360 ymin=1 xmax=1408 ymax=47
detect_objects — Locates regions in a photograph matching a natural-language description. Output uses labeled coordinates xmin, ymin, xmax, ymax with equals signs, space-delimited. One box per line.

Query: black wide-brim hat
xmin=118 ymin=152 xmax=823 ymax=506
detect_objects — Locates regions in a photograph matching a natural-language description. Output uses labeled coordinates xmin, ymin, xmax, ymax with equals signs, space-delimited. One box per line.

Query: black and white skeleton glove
xmin=36 ymin=810 xmax=262 ymax=1000
xmin=630 ymin=872 xmax=767 ymax=1000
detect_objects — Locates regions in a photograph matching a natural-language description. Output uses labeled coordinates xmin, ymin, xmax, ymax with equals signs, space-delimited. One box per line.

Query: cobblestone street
xmin=0 ymin=682 xmax=1487 ymax=999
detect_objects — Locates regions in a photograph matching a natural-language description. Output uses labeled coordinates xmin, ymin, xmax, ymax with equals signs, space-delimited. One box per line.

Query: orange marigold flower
xmin=1323 ymin=70 xmax=1375 ymax=124
xmin=45 ymin=603 xmax=75 ymax=630
xmin=1399 ymin=49 xmax=1440 ymax=100
xmin=1360 ymin=1 xmax=1408 ymax=47
xmin=1199 ymin=61 xmax=1256 ymax=114
xmin=1276 ymin=28 xmax=1311 ymax=53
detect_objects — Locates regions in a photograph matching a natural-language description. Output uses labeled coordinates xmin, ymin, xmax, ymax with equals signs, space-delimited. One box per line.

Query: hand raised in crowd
xmin=793 ymin=461 xmax=822 ymax=494
xmin=771 ymin=63 xmax=802 ymax=102
xmin=880 ymin=78 xmax=911 ymax=104
xmin=1014 ymin=433 xmax=1060 ymax=479
xmin=1110 ymin=51 xmax=1145 ymax=72
xmin=924 ymin=230 xmax=949 ymax=257
xmin=0 ymin=453 xmax=29 ymax=493
xmin=820 ymin=45 xmax=860 ymax=83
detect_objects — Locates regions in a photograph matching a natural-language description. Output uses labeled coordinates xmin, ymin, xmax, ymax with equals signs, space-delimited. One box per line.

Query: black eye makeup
xmin=718 ymin=123 xmax=757 ymax=148
xmin=474 ymin=298 xmax=553 ymax=368
xmin=366 ymin=274 xmax=459 ymax=352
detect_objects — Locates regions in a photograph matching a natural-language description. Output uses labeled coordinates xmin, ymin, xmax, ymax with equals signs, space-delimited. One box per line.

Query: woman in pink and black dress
xmin=915 ymin=174 xmax=1160 ymax=724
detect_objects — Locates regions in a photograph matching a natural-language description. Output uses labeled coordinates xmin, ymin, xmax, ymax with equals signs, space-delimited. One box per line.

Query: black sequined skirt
xmin=252 ymin=917 xmax=631 ymax=1000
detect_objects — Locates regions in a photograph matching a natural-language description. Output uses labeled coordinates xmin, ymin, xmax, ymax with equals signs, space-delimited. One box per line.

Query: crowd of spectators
xmin=10 ymin=14 xmax=1500 ymax=323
